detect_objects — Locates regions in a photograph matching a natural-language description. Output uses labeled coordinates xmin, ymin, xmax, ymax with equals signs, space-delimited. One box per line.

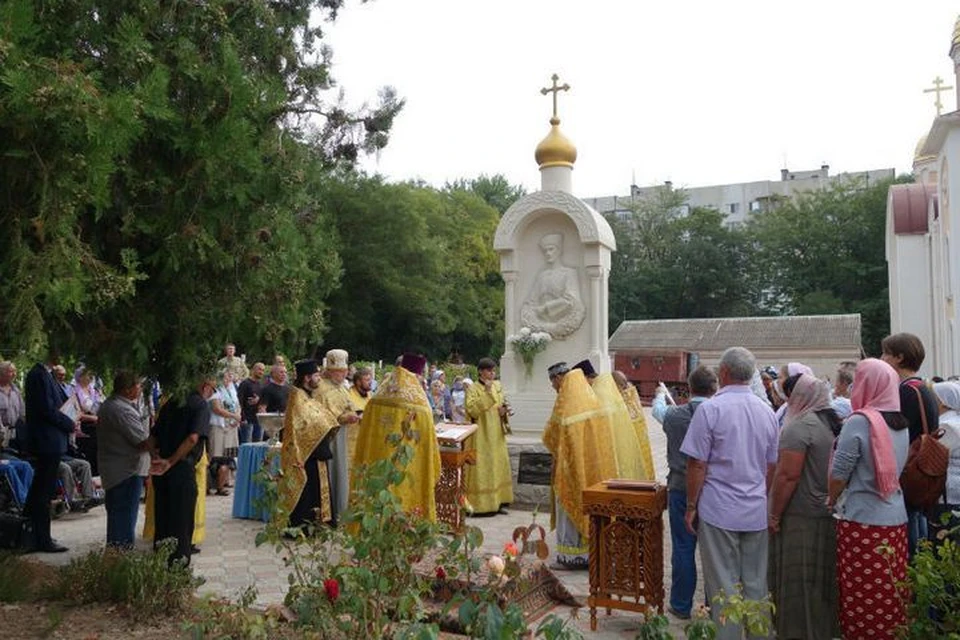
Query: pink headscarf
xmin=785 ymin=373 xmax=832 ymax=423
xmin=849 ymin=358 xmax=901 ymax=499
xmin=787 ymin=362 xmax=814 ymax=377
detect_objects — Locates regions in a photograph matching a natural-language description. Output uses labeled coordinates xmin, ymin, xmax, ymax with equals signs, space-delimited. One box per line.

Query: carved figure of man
xmin=520 ymin=233 xmax=584 ymax=339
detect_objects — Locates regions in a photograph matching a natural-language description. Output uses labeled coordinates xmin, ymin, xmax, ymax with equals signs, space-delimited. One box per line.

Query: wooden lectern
xmin=583 ymin=481 xmax=667 ymax=630
xmin=434 ymin=423 xmax=478 ymax=530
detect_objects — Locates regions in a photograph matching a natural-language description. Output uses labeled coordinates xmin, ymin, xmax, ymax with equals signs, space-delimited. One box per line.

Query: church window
xmin=749 ymin=201 xmax=761 ymax=212
xmin=728 ymin=203 xmax=739 ymax=214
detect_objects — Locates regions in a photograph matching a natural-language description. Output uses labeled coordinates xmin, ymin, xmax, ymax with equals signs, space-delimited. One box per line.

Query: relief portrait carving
xmin=520 ymin=233 xmax=585 ymax=339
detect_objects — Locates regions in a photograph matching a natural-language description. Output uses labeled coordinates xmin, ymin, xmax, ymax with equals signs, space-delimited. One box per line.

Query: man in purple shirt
xmin=680 ymin=347 xmax=778 ymax=639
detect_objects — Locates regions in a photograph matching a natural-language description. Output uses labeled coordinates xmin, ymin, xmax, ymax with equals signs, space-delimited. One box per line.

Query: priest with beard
xmin=313 ymin=349 xmax=360 ymax=523
xmin=279 ymin=360 xmax=340 ymax=531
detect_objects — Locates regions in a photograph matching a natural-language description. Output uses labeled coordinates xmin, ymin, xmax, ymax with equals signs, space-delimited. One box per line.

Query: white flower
xmin=519 ymin=327 xmax=531 ymax=337
xmin=487 ymin=555 xmax=505 ymax=576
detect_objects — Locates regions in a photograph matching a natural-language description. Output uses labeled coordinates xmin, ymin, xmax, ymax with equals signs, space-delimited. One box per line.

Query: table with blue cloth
xmin=232 ymin=442 xmax=281 ymax=521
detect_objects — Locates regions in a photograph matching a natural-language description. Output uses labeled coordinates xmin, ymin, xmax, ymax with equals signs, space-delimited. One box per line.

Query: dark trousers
xmin=668 ymin=489 xmax=698 ymax=615
xmin=289 ymin=453 xmax=336 ymax=529
xmin=105 ymin=475 xmax=144 ymax=548
xmin=153 ymin=462 xmax=196 ymax=566
xmin=24 ymin=453 xmax=60 ymax=547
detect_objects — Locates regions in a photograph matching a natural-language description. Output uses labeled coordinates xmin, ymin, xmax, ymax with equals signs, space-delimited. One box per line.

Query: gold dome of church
xmin=952 ymin=14 xmax=960 ymax=54
xmin=535 ymin=116 xmax=577 ymax=169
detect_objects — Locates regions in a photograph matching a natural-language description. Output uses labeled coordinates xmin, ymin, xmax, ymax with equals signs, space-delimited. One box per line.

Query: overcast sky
xmin=324 ymin=1 xmax=959 ymax=198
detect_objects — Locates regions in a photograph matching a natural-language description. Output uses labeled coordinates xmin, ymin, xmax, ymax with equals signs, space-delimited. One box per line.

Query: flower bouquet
xmin=507 ymin=327 xmax=552 ymax=378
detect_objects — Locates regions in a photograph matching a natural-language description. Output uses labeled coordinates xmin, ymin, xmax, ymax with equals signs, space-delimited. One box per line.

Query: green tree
xmin=446 ymin=174 xmax=527 ymax=215
xmin=320 ymin=174 xmax=502 ymax=363
xmin=607 ymin=186 xmax=751 ymax=330
xmin=745 ymin=176 xmax=907 ymax=355
xmin=0 ymin=0 xmax=402 ymax=389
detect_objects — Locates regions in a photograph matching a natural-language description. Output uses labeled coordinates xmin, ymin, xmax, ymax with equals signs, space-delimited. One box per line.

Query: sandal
xmin=215 ymin=488 xmax=231 ymax=496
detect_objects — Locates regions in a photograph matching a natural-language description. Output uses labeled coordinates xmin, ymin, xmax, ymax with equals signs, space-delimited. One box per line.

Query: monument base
xmin=507 ymin=436 xmax=552 ymax=509
xmin=504 ymin=392 xmax=555 ymax=439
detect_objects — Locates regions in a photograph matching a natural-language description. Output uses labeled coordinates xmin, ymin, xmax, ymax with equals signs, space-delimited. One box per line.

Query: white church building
xmin=887 ymin=17 xmax=960 ymax=378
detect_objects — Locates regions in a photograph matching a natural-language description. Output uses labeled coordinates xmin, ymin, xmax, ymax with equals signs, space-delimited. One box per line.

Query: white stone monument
xmin=494 ymin=75 xmax=616 ymax=436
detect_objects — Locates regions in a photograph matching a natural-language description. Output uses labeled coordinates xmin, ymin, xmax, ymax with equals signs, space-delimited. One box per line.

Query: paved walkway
xmin=32 ymin=410 xmax=701 ymax=637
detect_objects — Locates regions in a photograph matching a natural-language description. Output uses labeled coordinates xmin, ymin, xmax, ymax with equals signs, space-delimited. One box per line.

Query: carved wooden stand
xmin=435 ymin=449 xmax=476 ymax=531
xmin=583 ymin=482 xmax=667 ymax=631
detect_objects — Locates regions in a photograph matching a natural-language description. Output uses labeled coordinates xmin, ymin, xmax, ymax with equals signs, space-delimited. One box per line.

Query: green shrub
xmin=52 ymin=541 xmax=202 ymax=620
xmin=0 ymin=552 xmax=37 ymax=602
xmin=899 ymin=535 xmax=960 ymax=638
xmin=205 ymin=411 xmax=582 ymax=639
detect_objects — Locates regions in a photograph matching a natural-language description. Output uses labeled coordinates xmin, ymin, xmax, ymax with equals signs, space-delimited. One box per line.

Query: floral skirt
xmin=836 ymin=519 xmax=907 ymax=639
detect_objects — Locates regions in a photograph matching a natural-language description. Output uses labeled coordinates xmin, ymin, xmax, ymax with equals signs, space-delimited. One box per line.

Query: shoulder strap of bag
xmin=910 ymin=383 xmax=930 ymax=437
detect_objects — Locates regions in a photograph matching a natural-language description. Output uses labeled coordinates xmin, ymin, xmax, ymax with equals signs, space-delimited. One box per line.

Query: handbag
xmin=899 ymin=384 xmax=949 ymax=510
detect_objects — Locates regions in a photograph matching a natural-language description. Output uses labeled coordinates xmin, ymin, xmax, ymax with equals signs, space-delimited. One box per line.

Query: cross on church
xmin=540 ymin=74 xmax=570 ymax=120
xmin=924 ymin=76 xmax=953 ymax=116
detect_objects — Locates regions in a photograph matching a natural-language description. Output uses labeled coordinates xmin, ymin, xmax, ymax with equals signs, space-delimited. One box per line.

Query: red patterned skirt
xmin=836 ymin=519 xmax=908 ymax=639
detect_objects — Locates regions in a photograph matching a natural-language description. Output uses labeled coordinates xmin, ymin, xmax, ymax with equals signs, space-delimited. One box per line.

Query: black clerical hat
xmin=294 ymin=359 xmax=318 ymax=379
xmin=572 ymin=359 xmax=597 ymax=378
xmin=547 ymin=362 xmax=569 ymax=378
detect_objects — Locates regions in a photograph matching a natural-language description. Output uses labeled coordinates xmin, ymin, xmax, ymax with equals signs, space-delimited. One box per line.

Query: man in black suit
xmin=23 ymin=351 xmax=78 ymax=553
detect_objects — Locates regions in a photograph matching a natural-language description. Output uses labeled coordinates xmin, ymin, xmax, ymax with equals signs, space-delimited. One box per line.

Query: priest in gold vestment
xmin=346 ymin=366 xmax=373 ymax=462
xmin=314 ymin=349 xmax=360 ymax=521
xmin=352 ymin=354 xmax=442 ymax=522
xmin=592 ymin=371 xmax=649 ymax=480
xmin=464 ymin=357 xmax=514 ymax=515
xmin=613 ymin=370 xmax=656 ymax=480
xmin=543 ymin=363 xmax=617 ymax=568
xmin=279 ymin=360 xmax=340 ymax=529
xmin=573 ymin=359 xmax=647 ymax=480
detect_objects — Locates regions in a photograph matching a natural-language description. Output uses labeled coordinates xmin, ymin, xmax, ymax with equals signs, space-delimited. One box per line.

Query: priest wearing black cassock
xmin=279 ymin=360 xmax=340 ymax=531
xmin=151 ymin=374 xmax=214 ymax=566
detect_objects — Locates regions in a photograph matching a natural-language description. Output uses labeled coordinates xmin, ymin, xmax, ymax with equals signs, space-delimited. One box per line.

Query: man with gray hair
xmin=680 ymin=347 xmax=778 ymax=639
xmin=0 ymin=361 xmax=25 ymax=448
xmin=97 ymin=371 xmax=151 ymax=547
xmin=831 ymin=361 xmax=857 ymax=419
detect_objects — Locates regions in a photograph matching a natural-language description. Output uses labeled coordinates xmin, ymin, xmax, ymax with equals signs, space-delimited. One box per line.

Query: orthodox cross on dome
xmin=540 ymin=74 xmax=570 ymax=122
xmin=924 ymin=76 xmax=953 ymax=116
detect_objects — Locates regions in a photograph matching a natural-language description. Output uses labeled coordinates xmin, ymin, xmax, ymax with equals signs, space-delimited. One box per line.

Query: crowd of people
xmin=636 ymin=333 xmax=960 ymax=640
xmin=3 ymin=331 xmax=959 ymax=640
xmin=0 ymin=342 xmax=528 ymax=566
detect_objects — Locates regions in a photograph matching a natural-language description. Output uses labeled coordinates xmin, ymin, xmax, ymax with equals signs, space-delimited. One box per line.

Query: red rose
xmin=324 ymin=578 xmax=340 ymax=603
xmin=435 ymin=566 xmax=447 ymax=580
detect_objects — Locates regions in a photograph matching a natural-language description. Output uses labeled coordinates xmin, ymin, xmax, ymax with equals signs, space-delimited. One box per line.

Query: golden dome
xmin=535 ymin=117 xmax=577 ymax=169
xmin=915 ymin=134 xmax=929 ymax=160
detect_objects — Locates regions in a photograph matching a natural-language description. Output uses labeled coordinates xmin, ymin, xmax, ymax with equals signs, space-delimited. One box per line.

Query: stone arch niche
xmin=494 ymin=190 xmax=616 ymax=434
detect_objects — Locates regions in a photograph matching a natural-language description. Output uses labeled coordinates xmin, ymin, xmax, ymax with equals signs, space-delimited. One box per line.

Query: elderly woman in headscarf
xmin=930 ymin=381 xmax=960 ymax=543
xmin=767 ymin=373 xmax=842 ymax=640
xmin=828 ymin=359 xmax=910 ymax=640
xmin=774 ymin=362 xmax=814 ymax=427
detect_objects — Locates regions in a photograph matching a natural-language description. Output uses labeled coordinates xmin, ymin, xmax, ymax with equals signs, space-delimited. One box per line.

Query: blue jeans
xmin=668 ymin=489 xmax=698 ymax=615
xmin=907 ymin=507 xmax=928 ymax=559
xmin=105 ymin=474 xmax=144 ymax=548
xmin=239 ymin=421 xmax=263 ymax=444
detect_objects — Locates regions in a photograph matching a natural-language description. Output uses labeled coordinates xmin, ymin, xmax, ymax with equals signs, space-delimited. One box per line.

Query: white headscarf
xmin=749 ymin=369 xmax=772 ymax=407
xmin=933 ymin=381 xmax=960 ymax=411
